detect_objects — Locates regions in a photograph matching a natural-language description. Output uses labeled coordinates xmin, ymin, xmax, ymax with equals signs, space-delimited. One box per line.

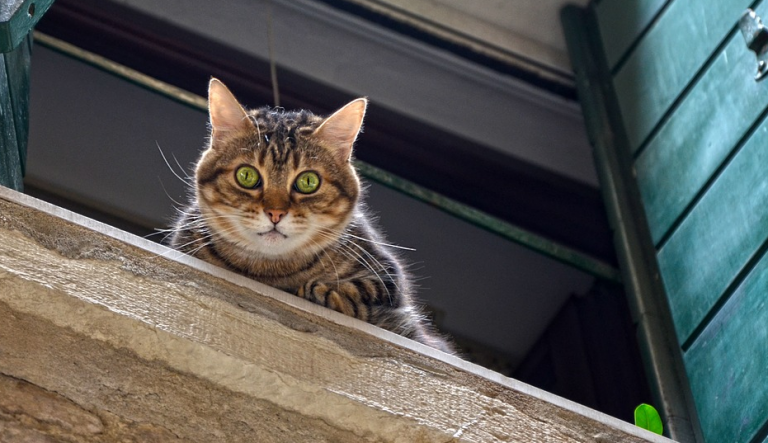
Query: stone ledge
xmin=0 ymin=186 xmax=671 ymax=442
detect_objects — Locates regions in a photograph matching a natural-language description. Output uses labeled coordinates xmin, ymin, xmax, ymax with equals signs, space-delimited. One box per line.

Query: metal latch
xmin=739 ymin=9 xmax=768 ymax=81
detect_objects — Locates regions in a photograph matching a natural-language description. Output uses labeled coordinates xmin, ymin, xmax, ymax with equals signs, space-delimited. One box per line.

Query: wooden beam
xmin=0 ymin=186 xmax=667 ymax=442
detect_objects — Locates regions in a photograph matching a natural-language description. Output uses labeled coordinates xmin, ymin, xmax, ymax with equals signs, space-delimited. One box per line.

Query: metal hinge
xmin=739 ymin=9 xmax=768 ymax=81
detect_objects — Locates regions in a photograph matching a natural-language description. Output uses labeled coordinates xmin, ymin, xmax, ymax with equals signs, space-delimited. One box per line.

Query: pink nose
xmin=265 ymin=209 xmax=287 ymax=224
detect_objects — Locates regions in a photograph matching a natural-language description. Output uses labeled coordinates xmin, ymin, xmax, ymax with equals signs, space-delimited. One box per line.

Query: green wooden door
xmin=0 ymin=0 xmax=55 ymax=191
xmin=564 ymin=1 xmax=768 ymax=442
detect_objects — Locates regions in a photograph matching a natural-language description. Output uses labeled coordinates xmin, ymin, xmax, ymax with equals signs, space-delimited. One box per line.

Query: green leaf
xmin=634 ymin=403 xmax=663 ymax=435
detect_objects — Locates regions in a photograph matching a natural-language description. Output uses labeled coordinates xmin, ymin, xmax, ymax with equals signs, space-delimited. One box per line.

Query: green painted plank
xmin=0 ymin=0 xmax=54 ymax=53
xmin=613 ymin=0 xmax=750 ymax=152
xmin=0 ymin=50 xmax=21 ymax=190
xmin=595 ymin=0 xmax=670 ymax=70
xmin=635 ymin=2 xmax=768 ymax=244
xmin=4 ymin=32 xmax=30 ymax=173
xmin=657 ymin=116 xmax=768 ymax=344
xmin=684 ymin=249 xmax=768 ymax=443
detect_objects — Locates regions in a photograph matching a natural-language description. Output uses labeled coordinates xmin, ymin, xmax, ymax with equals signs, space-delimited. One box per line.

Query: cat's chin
xmin=239 ymin=230 xmax=316 ymax=259
xmin=246 ymin=234 xmax=295 ymax=257
xmin=255 ymin=230 xmax=292 ymax=252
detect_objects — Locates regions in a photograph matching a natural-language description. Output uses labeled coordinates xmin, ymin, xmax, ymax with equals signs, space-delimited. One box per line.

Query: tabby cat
xmin=170 ymin=78 xmax=454 ymax=354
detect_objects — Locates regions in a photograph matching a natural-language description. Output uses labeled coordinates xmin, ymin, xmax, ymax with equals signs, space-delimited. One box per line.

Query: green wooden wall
xmin=565 ymin=0 xmax=768 ymax=442
xmin=0 ymin=32 xmax=31 ymax=191
xmin=0 ymin=0 xmax=55 ymax=191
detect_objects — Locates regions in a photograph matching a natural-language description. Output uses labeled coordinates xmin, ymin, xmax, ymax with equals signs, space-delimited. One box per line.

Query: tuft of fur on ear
xmin=313 ymin=98 xmax=367 ymax=163
xmin=208 ymin=78 xmax=254 ymax=146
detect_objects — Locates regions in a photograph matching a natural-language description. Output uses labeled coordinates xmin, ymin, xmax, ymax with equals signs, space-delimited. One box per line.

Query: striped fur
xmin=169 ymin=79 xmax=454 ymax=353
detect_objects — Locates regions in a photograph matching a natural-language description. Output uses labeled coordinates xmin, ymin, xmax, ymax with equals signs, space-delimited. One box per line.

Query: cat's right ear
xmin=208 ymin=78 xmax=254 ymax=146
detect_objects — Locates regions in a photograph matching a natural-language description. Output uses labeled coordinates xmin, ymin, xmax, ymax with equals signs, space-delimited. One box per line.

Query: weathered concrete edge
xmin=0 ymin=185 xmax=672 ymax=442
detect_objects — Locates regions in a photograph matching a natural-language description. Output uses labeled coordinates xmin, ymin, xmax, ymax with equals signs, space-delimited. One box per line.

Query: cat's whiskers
xmin=176 ymin=224 xmax=243 ymax=258
xmin=345 ymin=238 xmax=399 ymax=290
xmin=316 ymin=226 xmax=401 ymax=287
xmin=313 ymin=230 xmax=393 ymax=304
xmin=306 ymin=237 xmax=341 ymax=291
xmin=149 ymin=234 xmax=213 ymax=261
xmin=154 ymin=212 xmax=243 ymax=257
xmin=313 ymin=226 xmax=388 ymax=276
xmin=155 ymin=213 xmax=235 ymax=237
xmin=318 ymin=225 xmax=415 ymax=251
xmin=172 ymin=153 xmax=191 ymax=182
xmin=158 ymin=229 xmax=215 ymax=257
xmin=154 ymin=143 xmax=198 ymax=231
xmin=156 ymin=142 xmax=193 ymax=186
xmin=159 ymin=182 xmax=188 ymax=211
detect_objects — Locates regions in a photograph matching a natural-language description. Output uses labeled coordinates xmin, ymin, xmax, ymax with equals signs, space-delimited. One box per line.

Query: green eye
xmin=294 ymin=171 xmax=321 ymax=194
xmin=235 ymin=165 xmax=260 ymax=189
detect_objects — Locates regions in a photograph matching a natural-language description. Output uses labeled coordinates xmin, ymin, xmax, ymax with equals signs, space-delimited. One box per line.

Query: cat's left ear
xmin=314 ymin=98 xmax=367 ymax=163
xmin=208 ymin=78 xmax=255 ymax=146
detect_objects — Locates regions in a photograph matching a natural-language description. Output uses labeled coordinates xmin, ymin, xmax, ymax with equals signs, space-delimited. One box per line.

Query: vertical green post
xmin=561 ymin=4 xmax=700 ymax=442
xmin=0 ymin=0 xmax=54 ymax=190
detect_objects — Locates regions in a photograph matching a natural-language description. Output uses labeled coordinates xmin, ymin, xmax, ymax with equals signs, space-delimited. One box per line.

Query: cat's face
xmin=194 ymin=79 xmax=367 ymax=258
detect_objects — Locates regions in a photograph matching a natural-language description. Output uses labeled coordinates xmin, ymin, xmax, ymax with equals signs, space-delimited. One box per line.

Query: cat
xmin=169 ymin=78 xmax=454 ymax=354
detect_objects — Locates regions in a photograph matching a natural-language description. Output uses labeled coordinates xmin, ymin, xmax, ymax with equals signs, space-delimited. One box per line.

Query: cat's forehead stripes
xmin=248 ymin=107 xmax=321 ymax=167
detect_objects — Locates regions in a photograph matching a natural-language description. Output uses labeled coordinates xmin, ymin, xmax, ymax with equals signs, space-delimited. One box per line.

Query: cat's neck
xmin=204 ymin=230 xmax=329 ymax=289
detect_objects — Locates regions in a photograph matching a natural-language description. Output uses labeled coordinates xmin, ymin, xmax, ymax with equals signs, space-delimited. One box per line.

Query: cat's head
xmin=194 ymin=78 xmax=367 ymax=258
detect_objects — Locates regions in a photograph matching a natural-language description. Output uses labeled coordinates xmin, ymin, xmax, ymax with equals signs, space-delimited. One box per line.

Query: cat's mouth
xmin=258 ymin=228 xmax=288 ymax=239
